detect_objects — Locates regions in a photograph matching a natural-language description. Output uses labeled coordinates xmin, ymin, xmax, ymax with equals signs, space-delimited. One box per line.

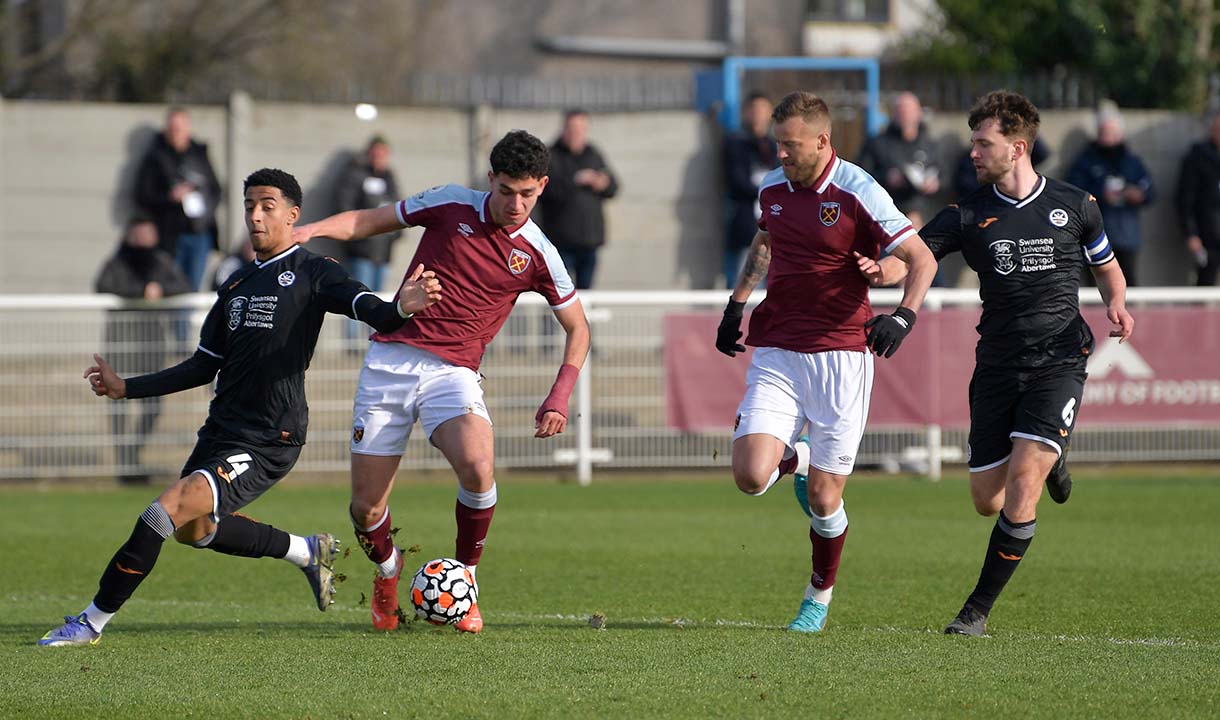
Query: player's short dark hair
xmin=564 ymin=108 xmax=590 ymax=121
xmin=969 ymin=91 xmax=1040 ymax=145
xmin=489 ymin=130 xmax=550 ymax=180
xmin=745 ymin=91 xmax=771 ymax=105
xmin=772 ymin=91 xmax=831 ymax=130
xmin=243 ymin=168 xmax=303 ymax=208
xmin=366 ymin=134 xmax=389 ymax=150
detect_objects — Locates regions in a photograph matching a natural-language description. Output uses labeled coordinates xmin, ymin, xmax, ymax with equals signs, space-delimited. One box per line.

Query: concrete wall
xmin=0 ymin=96 xmax=1208 ymax=294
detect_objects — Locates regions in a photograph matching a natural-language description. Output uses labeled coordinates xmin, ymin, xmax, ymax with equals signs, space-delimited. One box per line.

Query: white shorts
xmin=350 ymin=341 xmax=492 ymax=456
xmin=733 ymin=347 xmax=873 ymax=475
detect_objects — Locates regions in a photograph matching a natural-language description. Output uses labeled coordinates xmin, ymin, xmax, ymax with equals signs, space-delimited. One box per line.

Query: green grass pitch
xmin=3 ymin=468 xmax=1218 ymax=718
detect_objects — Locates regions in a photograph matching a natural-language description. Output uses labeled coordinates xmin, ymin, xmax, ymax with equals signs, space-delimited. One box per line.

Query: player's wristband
xmin=537 ymin=363 xmax=580 ymax=421
xmin=892 ymin=306 xmax=917 ymax=329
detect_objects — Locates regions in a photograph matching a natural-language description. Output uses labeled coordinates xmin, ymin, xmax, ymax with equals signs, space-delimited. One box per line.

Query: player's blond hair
xmin=772 ymin=91 xmax=832 ymax=132
xmin=968 ymin=90 xmax=1040 ymax=145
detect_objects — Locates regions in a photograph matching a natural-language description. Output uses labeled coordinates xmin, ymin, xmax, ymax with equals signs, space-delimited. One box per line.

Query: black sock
xmin=203 ymin=514 xmax=291 ymax=559
xmin=966 ymin=511 xmax=1035 ymax=615
xmin=93 ymin=505 xmax=174 ymax=613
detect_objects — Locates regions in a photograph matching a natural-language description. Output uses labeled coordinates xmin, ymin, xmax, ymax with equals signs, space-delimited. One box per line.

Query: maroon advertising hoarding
xmin=665 ymin=307 xmax=1220 ymax=431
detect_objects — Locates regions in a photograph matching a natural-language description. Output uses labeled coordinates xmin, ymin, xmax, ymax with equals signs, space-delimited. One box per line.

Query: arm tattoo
xmin=739 ymin=237 xmax=771 ymax=290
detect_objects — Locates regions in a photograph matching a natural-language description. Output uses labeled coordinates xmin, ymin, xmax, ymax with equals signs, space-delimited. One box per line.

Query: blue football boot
xmin=302 ymin=533 xmax=339 ymax=611
xmin=38 ymin=614 xmax=101 ymax=647
xmin=787 ymin=597 xmax=829 ymax=633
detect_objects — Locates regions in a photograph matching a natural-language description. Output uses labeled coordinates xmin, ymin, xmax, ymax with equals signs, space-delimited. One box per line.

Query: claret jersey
xmin=746 ymin=151 xmax=916 ymax=353
xmin=373 ymin=184 xmax=577 ymax=371
xmin=920 ymin=175 xmax=1114 ymax=368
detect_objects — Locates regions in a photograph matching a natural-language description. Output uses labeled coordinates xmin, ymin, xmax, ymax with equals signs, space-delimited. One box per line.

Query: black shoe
xmin=944 ymin=603 xmax=988 ymax=636
xmin=1045 ymin=453 xmax=1072 ymax=504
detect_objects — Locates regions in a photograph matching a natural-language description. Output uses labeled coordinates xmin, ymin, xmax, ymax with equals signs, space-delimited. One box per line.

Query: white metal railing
xmin=2 ymin=288 xmax=1219 ymax=484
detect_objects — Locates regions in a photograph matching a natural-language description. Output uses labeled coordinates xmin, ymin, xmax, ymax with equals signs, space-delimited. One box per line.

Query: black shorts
xmin=180 ymin=434 xmax=302 ymax=519
xmin=966 ymin=362 xmax=1087 ymax=471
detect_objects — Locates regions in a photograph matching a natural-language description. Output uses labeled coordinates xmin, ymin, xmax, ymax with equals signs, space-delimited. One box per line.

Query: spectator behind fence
xmin=722 ymin=92 xmax=778 ymax=288
xmin=135 ymin=107 xmax=222 ymax=291
xmin=1066 ymin=105 xmax=1154 ymax=286
xmin=537 ymin=109 xmax=619 ymax=289
xmin=857 ymin=92 xmax=942 ymax=230
xmin=94 ymin=214 xmax=192 ymax=485
xmin=334 ymin=135 xmax=402 ymax=346
xmin=1176 ymin=113 xmax=1220 ymax=286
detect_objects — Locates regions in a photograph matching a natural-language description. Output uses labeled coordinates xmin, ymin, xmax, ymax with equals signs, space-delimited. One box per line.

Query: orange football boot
xmin=370 ymin=548 xmax=402 ymax=631
xmin=454 ymin=602 xmax=483 ymax=634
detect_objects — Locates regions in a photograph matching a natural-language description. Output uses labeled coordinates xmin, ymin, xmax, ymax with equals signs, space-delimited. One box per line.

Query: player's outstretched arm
xmin=292 ymin=204 xmax=402 ymax=245
xmin=86 ymin=350 xmax=222 ymax=400
xmin=890 ymin=234 xmax=937 ymax=313
xmin=853 ymin=251 xmax=908 ymax=287
xmin=862 ymin=235 xmax=937 ymax=358
xmin=535 ymin=299 xmax=590 ymax=438
xmin=1090 ymin=259 xmax=1135 ymax=343
xmin=715 ymin=231 xmax=770 ymax=358
xmin=84 ymin=353 xmax=126 ymax=399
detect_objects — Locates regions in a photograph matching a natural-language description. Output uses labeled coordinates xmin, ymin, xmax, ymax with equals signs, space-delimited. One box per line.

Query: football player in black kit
xmin=856 ymin=91 xmax=1134 ymax=636
xmin=39 ymin=168 xmax=443 ymax=647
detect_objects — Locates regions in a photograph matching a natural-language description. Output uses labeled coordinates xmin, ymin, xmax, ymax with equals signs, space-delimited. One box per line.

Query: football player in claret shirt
xmin=293 ymin=130 xmax=590 ymax=633
xmin=859 ymin=91 xmax=1135 ymax=636
xmin=714 ymin=91 xmax=937 ymax=632
xmin=39 ymin=168 xmax=443 ymax=647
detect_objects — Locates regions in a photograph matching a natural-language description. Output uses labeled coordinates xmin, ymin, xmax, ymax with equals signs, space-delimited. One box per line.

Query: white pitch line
xmin=13 ymin=595 xmax=1213 ymax=649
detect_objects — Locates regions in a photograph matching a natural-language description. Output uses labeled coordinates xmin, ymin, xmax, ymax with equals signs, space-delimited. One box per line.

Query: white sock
xmin=804 ymin=583 xmax=833 ymax=605
xmin=283 ymin=534 xmax=311 ymax=568
xmin=794 ymin=440 xmax=810 ymax=476
xmin=377 ymin=547 xmax=400 ymax=578
xmin=750 ymin=468 xmax=782 ymax=496
xmin=83 ymin=603 xmax=114 ymax=632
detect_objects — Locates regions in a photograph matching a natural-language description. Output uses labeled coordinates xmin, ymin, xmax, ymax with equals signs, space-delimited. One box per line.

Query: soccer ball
xmin=410 ymin=558 xmax=478 ymax=625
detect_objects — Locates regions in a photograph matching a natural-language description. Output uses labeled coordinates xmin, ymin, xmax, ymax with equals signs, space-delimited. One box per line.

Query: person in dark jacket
xmin=857 ymin=92 xmax=941 ymax=229
xmin=334 ymin=136 xmax=403 ymax=344
xmin=537 ymin=109 xmax=619 ymax=289
xmin=722 ymin=92 xmax=778 ymax=288
xmin=95 ymin=214 xmax=192 ymax=484
xmin=334 ymin=136 xmax=402 ymax=293
xmin=135 ymin=107 xmax=222 ymax=291
xmin=1067 ymin=107 xmax=1154 ymax=286
xmin=1176 ymin=113 xmax=1220 ymax=286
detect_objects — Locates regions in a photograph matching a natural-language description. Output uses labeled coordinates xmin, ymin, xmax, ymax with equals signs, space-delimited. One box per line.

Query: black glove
xmin=715 ymin=299 xmax=747 ymax=357
xmin=864 ymin=307 xmax=917 ymax=358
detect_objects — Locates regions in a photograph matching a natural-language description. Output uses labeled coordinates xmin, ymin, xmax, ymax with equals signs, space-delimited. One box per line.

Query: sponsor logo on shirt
xmin=243 ymin=295 xmax=278 ymax=329
xmin=769 ymin=203 xmax=782 ymax=216
xmin=1048 ymin=208 xmax=1069 ymax=227
xmin=978 ymin=216 xmax=999 ymax=228
xmin=457 ymin=222 xmax=474 ymax=238
xmin=508 ymin=248 xmax=531 ymax=275
xmin=227 ymin=296 xmax=248 ymax=330
xmin=819 ymin=201 xmax=841 ymax=226
xmin=989 ymin=239 xmax=1017 ymax=275
xmin=278 ymin=271 xmax=295 ymax=287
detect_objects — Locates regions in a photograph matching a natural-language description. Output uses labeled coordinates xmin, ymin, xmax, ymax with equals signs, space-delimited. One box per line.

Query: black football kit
xmin=921 ymin=175 xmax=1116 ymax=469
xmin=124 ymin=244 xmax=408 ymax=515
